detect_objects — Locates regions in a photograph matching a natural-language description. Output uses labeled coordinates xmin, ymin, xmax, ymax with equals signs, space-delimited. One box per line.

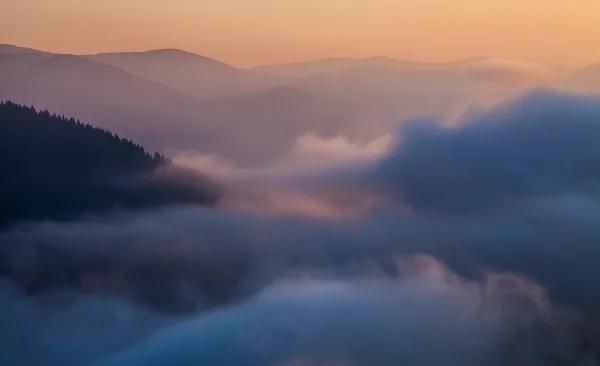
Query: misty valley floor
xmin=1 ymin=89 xmax=600 ymax=365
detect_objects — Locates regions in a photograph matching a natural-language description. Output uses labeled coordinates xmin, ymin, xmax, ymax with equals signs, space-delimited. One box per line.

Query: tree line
xmin=0 ymin=101 xmax=219 ymax=226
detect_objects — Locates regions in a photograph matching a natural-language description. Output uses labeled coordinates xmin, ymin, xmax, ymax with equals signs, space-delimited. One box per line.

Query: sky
xmin=1 ymin=0 xmax=600 ymax=67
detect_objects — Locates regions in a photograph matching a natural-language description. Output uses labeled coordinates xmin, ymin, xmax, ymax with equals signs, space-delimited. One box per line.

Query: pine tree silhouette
xmin=0 ymin=101 xmax=218 ymax=225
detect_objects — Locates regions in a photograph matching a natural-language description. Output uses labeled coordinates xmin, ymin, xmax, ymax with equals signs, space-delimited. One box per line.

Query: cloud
xmin=2 ymin=89 xmax=600 ymax=365
xmin=0 ymin=279 xmax=180 ymax=366
xmin=218 ymin=184 xmax=380 ymax=219
xmin=171 ymin=151 xmax=237 ymax=176
xmin=168 ymin=134 xmax=389 ymax=219
xmin=1 ymin=257 xmax=592 ymax=366
xmin=273 ymin=132 xmax=392 ymax=169
xmin=377 ymin=88 xmax=600 ymax=214
xmin=171 ymin=132 xmax=391 ymax=177
xmin=96 ymin=257 xmax=600 ymax=366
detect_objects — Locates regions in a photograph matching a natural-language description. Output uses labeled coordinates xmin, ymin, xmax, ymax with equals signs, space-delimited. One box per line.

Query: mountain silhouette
xmin=192 ymin=86 xmax=361 ymax=164
xmin=0 ymin=44 xmax=45 ymax=54
xmin=0 ymin=101 xmax=218 ymax=226
xmin=89 ymin=49 xmax=287 ymax=98
xmin=252 ymin=56 xmax=442 ymax=78
xmin=0 ymin=53 xmax=195 ymax=108
xmin=0 ymin=53 xmax=356 ymax=166
xmin=0 ymin=53 xmax=203 ymax=147
xmin=253 ymin=56 xmax=570 ymax=79
xmin=283 ymin=58 xmax=571 ymax=139
xmin=0 ymin=50 xmax=53 ymax=78
xmin=0 ymin=44 xmax=584 ymax=167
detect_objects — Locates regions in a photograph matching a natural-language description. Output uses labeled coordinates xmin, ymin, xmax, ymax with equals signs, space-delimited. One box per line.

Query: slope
xmin=90 ymin=49 xmax=287 ymax=98
xmin=0 ymin=53 xmax=358 ymax=166
xmin=0 ymin=101 xmax=218 ymax=225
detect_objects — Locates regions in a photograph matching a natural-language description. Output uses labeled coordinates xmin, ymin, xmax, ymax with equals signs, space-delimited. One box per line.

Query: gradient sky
xmin=2 ymin=0 xmax=600 ymax=67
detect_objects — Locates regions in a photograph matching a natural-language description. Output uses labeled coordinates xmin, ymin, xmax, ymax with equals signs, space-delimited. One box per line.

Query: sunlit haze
xmin=2 ymin=0 xmax=600 ymax=67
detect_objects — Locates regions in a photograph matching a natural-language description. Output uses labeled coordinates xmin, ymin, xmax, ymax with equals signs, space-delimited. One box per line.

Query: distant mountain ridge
xmin=88 ymin=48 xmax=287 ymax=98
xmin=0 ymin=43 xmax=590 ymax=75
xmin=252 ymin=56 xmax=440 ymax=77
xmin=0 ymin=44 xmax=46 ymax=54
xmin=252 ymin=56 xmax=572 ymax=79
xmin=90 ymin=48 xmax=231 ymax=68
xmin=0 ymin=53 xmax=197 ymax=106
xmin=0 ymin=43 xmax=596 ymax=167
xmin=0 ymin=48 xmax=357 ymax=166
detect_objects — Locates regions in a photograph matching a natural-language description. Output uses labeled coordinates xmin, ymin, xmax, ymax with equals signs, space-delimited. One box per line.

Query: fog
xmin=1 ymin=89 xmax=600 ymax=365
xmin=4 ymin=256 xmax=588 ymax=366
xmin=378 ymin=88 xmax=600 ymax=214
xmin=91 ymin=262 xmax=587 ymax=366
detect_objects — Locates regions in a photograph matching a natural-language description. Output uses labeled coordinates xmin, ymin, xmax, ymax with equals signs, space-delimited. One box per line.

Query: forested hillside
xmin=0 ymin=101 xmax=218 ymax=225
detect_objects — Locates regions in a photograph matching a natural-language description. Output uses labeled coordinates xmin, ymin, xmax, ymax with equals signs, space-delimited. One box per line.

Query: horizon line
xmin=0 ymin=42 xmax=591 ymax=70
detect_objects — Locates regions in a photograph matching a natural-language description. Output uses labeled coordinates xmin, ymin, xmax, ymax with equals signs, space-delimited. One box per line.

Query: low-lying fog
xmin=1 ymin=89 xmax=600 ymax=365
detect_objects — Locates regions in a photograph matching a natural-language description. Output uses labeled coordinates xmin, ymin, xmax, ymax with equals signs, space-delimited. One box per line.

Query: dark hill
xmin=0 ymin=101 xmax=219 ymax=225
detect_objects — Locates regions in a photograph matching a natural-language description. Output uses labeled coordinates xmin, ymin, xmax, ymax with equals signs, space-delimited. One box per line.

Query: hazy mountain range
xmin=90 ymin=49 xmax=287 ymax=98
xmin=3 ymin=42 xmax=600 ymax=366
xmin=0 ymin=43 xmax=597 ymax=166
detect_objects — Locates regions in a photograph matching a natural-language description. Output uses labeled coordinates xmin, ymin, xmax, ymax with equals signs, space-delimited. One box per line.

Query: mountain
xmin=282 ymin=58 xmax=571 ymax=138
xmin=0 ymin=44 xmax=45 ymax=54
xmin=4 ymin=48 xmax=564 ymax=167
xmin=89 ymin=49 xmax=287 ymax=98
xmin=288 ymin=65 xmax=471 ymax=137
xmin=252 ymin=56 xmax=438 ymax=78
xmin=0 ymin=53 xmax=204 ymax=142
xmin=254 ymin=56 xmax=570 ymax=82
xmin=0 ymin=53 xmax=196 ymax=107
xmin=190 ymin=86 xmax=362 ymax=164
xmin=0 ymin=53 xmax=357 ymax=166
xmin=0 ymin=52 xmax=53 ymax=78
xmin=0 ymin=101 xmax=218 ymax=225
xmin=0 ymin=44 xmax=54 ymax=77
xmin=5 ymin=45 xmax=569 ymax=168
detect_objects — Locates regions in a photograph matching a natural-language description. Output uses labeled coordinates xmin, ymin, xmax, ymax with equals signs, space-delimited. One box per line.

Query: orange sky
xmin=1 ymin=0 xmax=599 ymax=67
